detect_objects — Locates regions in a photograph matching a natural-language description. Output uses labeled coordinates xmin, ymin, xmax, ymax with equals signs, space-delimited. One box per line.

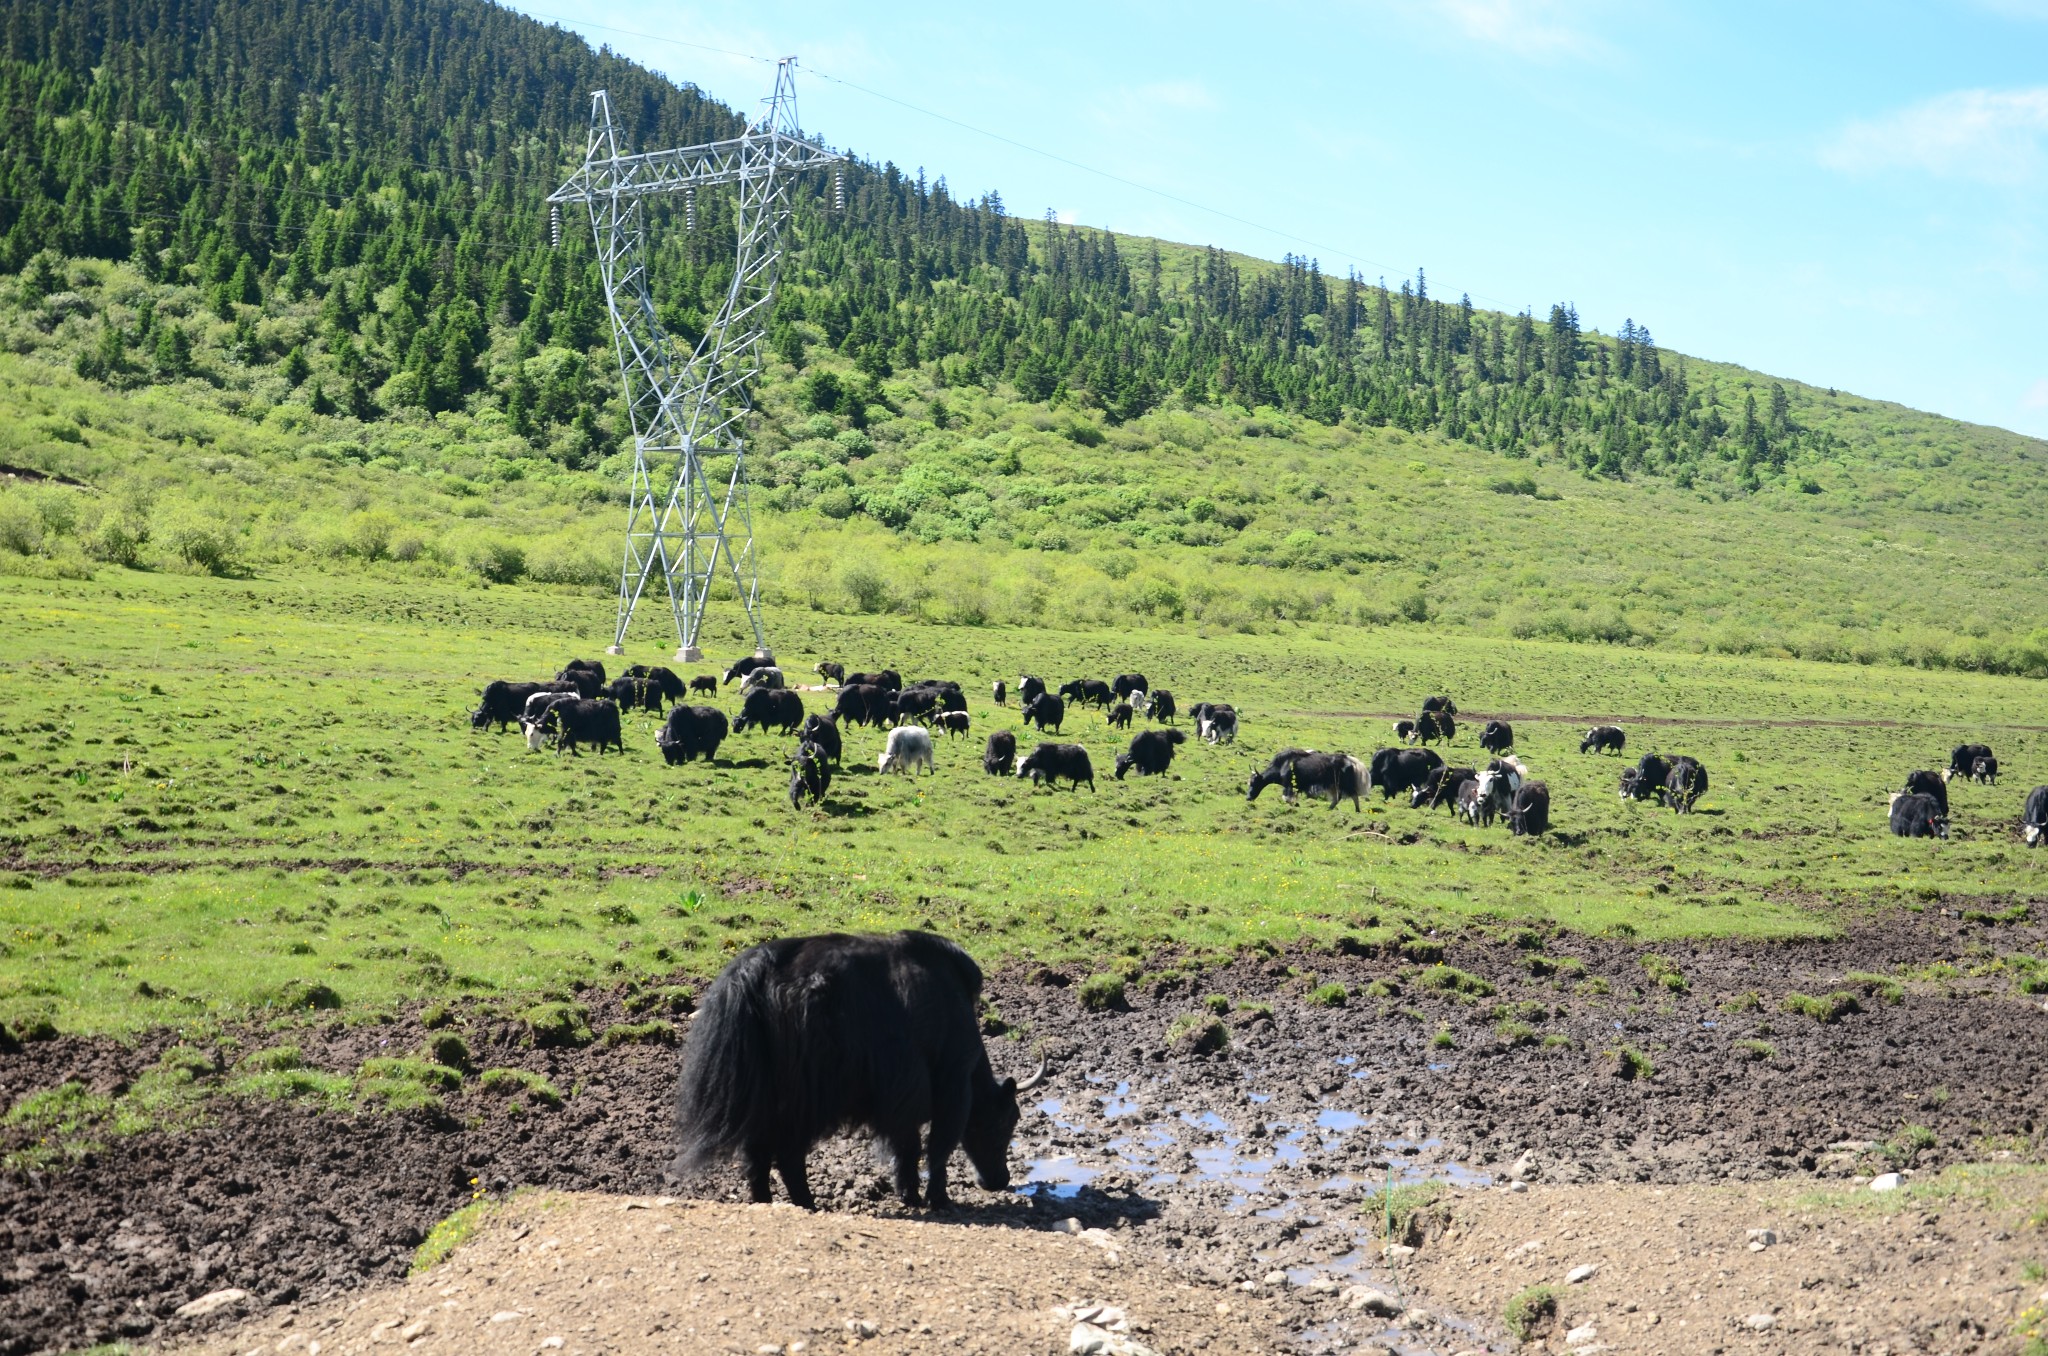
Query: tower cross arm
xmin=549 ymin=133 xmax=841 ymax=207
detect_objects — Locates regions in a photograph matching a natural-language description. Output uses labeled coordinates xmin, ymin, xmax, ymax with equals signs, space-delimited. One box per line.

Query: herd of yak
xmin=467 ymin=658 xmax=2048 ymax=845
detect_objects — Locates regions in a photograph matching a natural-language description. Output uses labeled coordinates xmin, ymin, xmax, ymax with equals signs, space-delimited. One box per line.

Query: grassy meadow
xmin=3 ymin=565 xmax=2044 ymax=1041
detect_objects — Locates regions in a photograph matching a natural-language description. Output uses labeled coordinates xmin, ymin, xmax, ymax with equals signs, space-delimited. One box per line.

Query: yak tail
xmin=673 ymin=947 xmax=778 ymax=1172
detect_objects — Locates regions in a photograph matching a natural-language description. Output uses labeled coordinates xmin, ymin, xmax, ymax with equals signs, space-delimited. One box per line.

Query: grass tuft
xmin=1305 ymin=981 xmax=1348 ymax=1008
xmin=1504 ymin=1285 xmax=1558 ymax=1342
xmin=1077 ymin=973 xmax=1127 ymax=1012
xmin=479 ymin=1067 xmax=562 ymax=1107
xmin=411 ymin=1199 xmax=496 ymax=1275
xmin=519 ymin=1001 xmax=593 ymax=1048
xmin=1782 ymin=990 xmax=1861 ymax=1024
xmin=1165 ymin=1012 xmax=1229 ymax=1055
xmin=1416 ymin=964 xmax=1495 ymax=999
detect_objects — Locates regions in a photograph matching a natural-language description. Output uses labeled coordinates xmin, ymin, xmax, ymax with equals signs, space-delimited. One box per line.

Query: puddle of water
xmin=1425 ymin=1061 xmax=1451 ymax=1072
xmin=1036 ymin=1097 xmax=1063 ymax=1117
xmin=1334 ymin=1054 xmax=1357 ymax=1066
xmin=1246 ymin=1091 xmax=1272 ymax=1104
xmin=1316 ymin=1108 xmax=1366 ymax=1133
xmin=1181 ymin=1110 xmax=1231 ymax=1133
xmin=1700 ymin=1018 xmax=1719 ymax=1029
xmin=1019 ymin=1155 xmax=1098 ymax=1200
xmin=1101 ymin=1081 xmax=1140 ymax=1119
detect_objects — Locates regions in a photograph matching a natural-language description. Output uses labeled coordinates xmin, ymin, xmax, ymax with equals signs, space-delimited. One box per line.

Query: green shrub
xmin=1306 ymin=981 xmax=1348 ymax=1008
xmin=1165 ymin=1012 xmax=1228 ymax=1056
xmin=1782 ymin=990 xmax=1860 ymax=1023
xmin=155 ymin=500 xmax=238 ymax=574
xmin=1430 ymin=1023 xmax=1456 ymax=1050
xmin=479 ymin=1067 xmax=562 ymax=1107
xmin=456 ymin=532 xmax=525 ymax=584
xmin=424 ymin=1033 xmax=472 ymax=1071
xmin=1496 ymin=1019 xmax=1538 ymax=1048
xmin=1611 ymin=1046 xmax=1655 ymax=1080
xmin=1416 ymin=964 xmax=1494 ymax=998
xmin=1720 ymin=991 xmax=1764 ymax=1013
xmin=1504 ymin=1286 xmax=1558 ymax=1342
xmin=519 ymin=1001 xmax=592 ymax=1047
xmin=1076 ymin=973 xmax=1127 ymax=1012
xmin=1201 ymin=993 xmax=1231 ymax=1015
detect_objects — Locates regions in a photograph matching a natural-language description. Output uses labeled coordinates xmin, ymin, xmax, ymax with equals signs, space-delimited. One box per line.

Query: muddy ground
xmin=3 ymin=909 xmax=2045 ymax=1354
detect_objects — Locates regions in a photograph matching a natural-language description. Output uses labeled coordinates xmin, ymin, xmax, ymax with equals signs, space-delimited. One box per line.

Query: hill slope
xmin=0 ymin=0 xmax=2044 ymax=673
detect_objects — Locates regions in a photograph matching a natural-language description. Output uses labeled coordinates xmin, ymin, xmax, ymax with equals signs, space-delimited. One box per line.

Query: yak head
xmin=963 ymin=1059 xmax=1046 ymax=1192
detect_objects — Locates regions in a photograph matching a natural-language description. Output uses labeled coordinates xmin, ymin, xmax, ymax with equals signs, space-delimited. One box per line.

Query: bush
xmin=457 ymin=532 xmax=525 ymax=584
xmin=1076 ymin=973 xmax=1127 ymax=1012
xmin=156 ymin=500 xmax=238 ymax=574
xmin=841 ymin=564 xmax=890 ymax=613
xmin=85 ymin=505 xmax=150 ymax=566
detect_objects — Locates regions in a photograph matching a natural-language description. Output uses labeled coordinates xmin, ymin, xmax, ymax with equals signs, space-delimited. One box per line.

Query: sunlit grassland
xmin=1 ymin=567 xmax=2043 ymax=1037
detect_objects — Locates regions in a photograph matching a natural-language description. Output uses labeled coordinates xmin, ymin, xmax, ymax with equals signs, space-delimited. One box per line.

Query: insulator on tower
xmin=833 ymin=169 xmax=845 ymax=212
xmin=549 ymin=203 xmax=561 ymax=247
xmin=685 ymin=185 xmax=696 ymax=232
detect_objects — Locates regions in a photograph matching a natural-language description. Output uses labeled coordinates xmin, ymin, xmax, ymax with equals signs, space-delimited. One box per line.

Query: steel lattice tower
xmin=548 ymin=59 xmax=840 ymax=661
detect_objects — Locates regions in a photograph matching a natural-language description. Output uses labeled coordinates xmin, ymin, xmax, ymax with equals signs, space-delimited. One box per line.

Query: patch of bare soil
xmin=180 ymin=1192 xmax=1277 ymax=1356
xmin=4 ymin=911 xmax=2045 ymax=1355
xmin=1407 ymin=1177 xmax=2048 ymax=1353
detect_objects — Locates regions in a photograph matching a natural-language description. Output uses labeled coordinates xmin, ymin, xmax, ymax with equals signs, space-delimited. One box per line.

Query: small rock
xmin=1383 ymin=1244 xmax=1416 ymax=1261
xmin=1057 ymin=1218 xmax=1084 ymax=1235
xmin=1306 ymin=1277 xmax=1339 ymax=1294
xmin=539 ymin=1340 xmax=564 ymax=1351
xmin=1238 ymin=1280 xmax=1258 ymax=1293
xmin=1565 ymin=1324 xmax=1599 ymax=1348
xmin=1343 ymin=1287 xmax=1401 ymax=1316
xmin=1744 ymin=1313 xmax=1777 ymax=1332
xmin=1747 ymin=1228 xmax=1778 ymax=1251
xmin=488 ymin=1311 xmax=523 ymax=1324
xmin=1869 ymin=1173 xmax=1903 ymax=1193
xmin=1567 ymin=1263 xmax=1599 ymax=1284
xmin=174 ymin=1289 xmax=250 ymax=1319
xmin=757 ymin=1346 xmax=785 ymax=1356
xmin=1507 ymin=1180 xmax=1528 ymax=1194
xmin=399 ymin=1320 xmax=429 ymax=1341
xmin=1509 ymin=1151 xmax=1537 ymax=1182
xmin=846 ymin=1318 xmax=879 ymax=1340
xmin=1069 ymin=1305 xmax=1127 ymax=1330
xmin=1263 ymin=1270 xmax=1288 ymax=1286
xmin=1070 ymin=1324 xmax=1159 ymax=1356
xmin=1395 ymin=1308 xmax=1430 ymax=1328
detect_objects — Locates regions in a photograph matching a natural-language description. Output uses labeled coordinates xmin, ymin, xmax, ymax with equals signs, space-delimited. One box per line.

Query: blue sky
xmin=508 ymin=0 xmax=2048 ymax=438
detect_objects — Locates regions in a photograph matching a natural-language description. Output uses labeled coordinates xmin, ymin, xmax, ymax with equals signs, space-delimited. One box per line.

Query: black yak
xmin=672 ymin=931 xmax=1041 ymax=1210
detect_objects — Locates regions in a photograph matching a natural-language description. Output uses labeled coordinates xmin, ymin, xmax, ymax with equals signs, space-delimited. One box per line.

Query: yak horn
xmin=1015 ymin=1057 xmax=1049 ymax=1093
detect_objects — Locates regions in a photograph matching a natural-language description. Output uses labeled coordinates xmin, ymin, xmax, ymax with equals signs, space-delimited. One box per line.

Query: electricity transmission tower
xmin=548 ymin=59 xmax=840 ymax=661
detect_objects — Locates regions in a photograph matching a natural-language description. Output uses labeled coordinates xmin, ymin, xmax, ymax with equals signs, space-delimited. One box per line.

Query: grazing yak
xmin=1662 ymin=756 xmax=1709 ymax=813
xmin=1902 ymin=769 xmax=1949 ymax=816
xmin=1022 ymin=692 xmax=1066 ymax=734
xmin=788 ymin=742 xmax=832 ymax=810
xmin=672 ymin=930 xmax=1039 ymax=1210
xmin=1415 ymin=710 xmax=1456 ymax=745
xmin=937 ymin=711 xmax=972 ymax=738
xmin=834 ymin=684 xmax=892 ymax=729
xmin=879 ymin=725 xmax=935 ymax=776
xmin=2023 ymin=785 xmax=2048 ymax=847
xmin=1370 ymin=746 xmax=1443 ymax=801
xmin=1017 ymin=675 xmax=1047 ymax=706
xmin=560 ymin=658 xmax=607 ymax=687
xmin=1470 ymin=761 xmax=1523 ymax=827
xmin=1454 ymin=776 xmax=1483 ymax=824
xmin=799 ymin=713 xmax=842 ymax=766
xmin=847 ymin=669 xmax=903 ymax=693
xmin=1421 ymin=695 xmax=1458 ymax=716
xmin=1191 ymin=702 xmax=1238 ymax=744
xmin=740 ymin=666 xmax=786 ymax=693
xmin=890 ymin=686 xmax=942 ymax=724
xmin=540 ymin=698 xmax=624 ymax=756
xmin=1112 ymin=674 xmax=1149 ymax=702
xmin=1620 ymin=754 xmax=1673 ymax=802
xmin=1972 ymin=755 xmax=2000 ymax=785
xmin=992 ymin=680 xmax=1007 ymax=707
xmin=814 ymin=661 xmax=846 ymax=686
xmin=983 ymin=729 xmax=1018 ymax=776
xmin=473 ymin=679 xmax=576 ymax=731
xmin=523 ymin=691 xmax=583 ymax=751
xmin=605 ymin=676 xmax=658 ymax=711
xmin=1058 ymin=678 xmax=1114 ymax=709
xmin=723 ymin=655 xmax=775 ymax=685
xmin=1479 ymin=720 xmax=1514 ymax=755
xmin=1018 ymin=742 xmax=1094 ymax=791
xmin=1393 ymin=719 xmax=1416 ymax=743
xmin=1580 ymin=725 xmax=1627 ymax=755
xmin=1888 ymin=791 xmax=1949 ymax=840
xmin=1508 ymin=780 xmax=1551 ymax=836
xmin=1149 ymin=690 xmax=1176 ymax=724
xmin=1114 ymin=728 xmax=1186 ymax=780
xmin=1948 ymin=743 xmax=1995 ymax=780
xmin=1107 ymin=702 xmax=1134 ymax=730
xmin=657 ymin=705 xmax=729 ymax=765
xmin=735 ymin=687 xmax=805 ymax=736
xmin=1410 ymin=764 xmax=1476 ymax=812
xmin=1246 ymin=749 xmax=1369 ymax=810
xmin=689 ymin=674 xmax=719 ymax=696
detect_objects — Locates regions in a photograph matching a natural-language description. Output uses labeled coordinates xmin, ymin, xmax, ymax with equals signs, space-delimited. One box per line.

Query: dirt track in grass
xmin=4 ymin=909 xmax=2045 ymax=1354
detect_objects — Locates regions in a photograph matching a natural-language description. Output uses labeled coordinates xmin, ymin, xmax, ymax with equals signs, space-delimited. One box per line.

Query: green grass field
xmin=3 ymin=565 xmax=2043 ymax=1040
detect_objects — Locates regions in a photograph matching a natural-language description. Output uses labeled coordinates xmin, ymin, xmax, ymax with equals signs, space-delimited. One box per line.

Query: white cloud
xmin=1411 ymin=0 xmax=1606 ymax=57
xmin=2024 ymin=377 xmax=2048 ymax=410
xmin=1823 ymin=87 xmax=2048 ymax=185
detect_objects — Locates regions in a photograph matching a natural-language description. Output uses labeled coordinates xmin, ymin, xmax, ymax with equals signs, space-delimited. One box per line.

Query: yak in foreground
xmin=673 ymin=931 xmax=1042 ymax=1210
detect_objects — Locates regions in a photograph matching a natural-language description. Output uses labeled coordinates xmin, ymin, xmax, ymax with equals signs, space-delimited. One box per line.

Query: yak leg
xmin=924 ymin=1095 xmax=970 ymax=1210
xmin=774 ymin=1145 xmax=817 ymax=1211
xmin=743 ymin=1145 xmax=774 ymax=1204
xmin=888 ymin=1128 xmax=924 ymax=1208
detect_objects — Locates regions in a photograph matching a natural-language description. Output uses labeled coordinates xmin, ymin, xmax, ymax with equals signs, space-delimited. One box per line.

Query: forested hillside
xmin=1 ymin=0 xmax=2045 ymax=674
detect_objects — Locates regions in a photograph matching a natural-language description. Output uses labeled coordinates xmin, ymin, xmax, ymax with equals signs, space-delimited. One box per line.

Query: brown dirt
xmin=178 ymin=1192 xmax=1279 ymax=1355
xmin=1406 ymin=1177 xmax=2048 ymax=1353
xmin=4 ymin=910 xmax=2046 ymax=1354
